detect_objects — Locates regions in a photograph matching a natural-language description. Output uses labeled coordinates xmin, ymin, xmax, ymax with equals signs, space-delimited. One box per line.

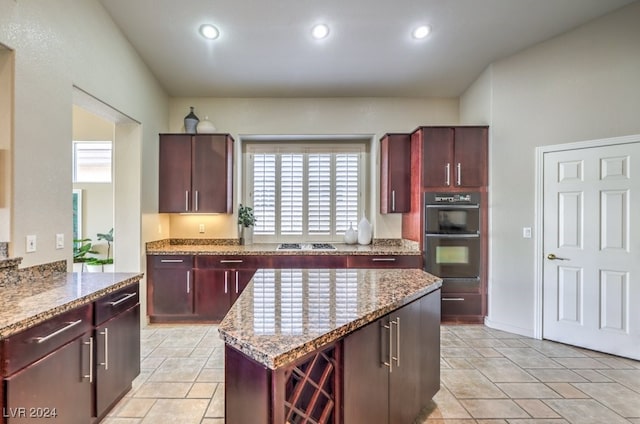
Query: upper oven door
xmin=425 ymin=204 xmax=480 ymax=234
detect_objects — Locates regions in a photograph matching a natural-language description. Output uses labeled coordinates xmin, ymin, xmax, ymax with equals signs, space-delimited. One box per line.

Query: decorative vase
xmin=344 ymin=222 xmax=357 ymax=244
xmin=196 ymin=116 xmax=216 ymax=133
xmin=240 ymin=226 xmax=253 ymax=245
xmin=357 ymin=215 xmax=372 ymax=245
xmin=184 ymin=106 xmax=199 ymax=134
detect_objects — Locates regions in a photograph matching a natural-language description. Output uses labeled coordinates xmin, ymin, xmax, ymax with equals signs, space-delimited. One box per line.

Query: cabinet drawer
xmin=152 ymin=255 xmax=193 ymax=268
xmin=196 ymin=255 xmax=266 ymax=269
xmin=441 ymin=279 xmax=481 ymax=294
xmin=271 ymin=255 xmax=347 ymax=268
xmin=347 ymin=255 xmax=422 ymax=268
xmin=2 ymin=304 xmax=93 ymax=375
xmin=441 ymin=294 xmax=482 ymax=316
xmin=94 ymin=283 xmax=140 ymax=326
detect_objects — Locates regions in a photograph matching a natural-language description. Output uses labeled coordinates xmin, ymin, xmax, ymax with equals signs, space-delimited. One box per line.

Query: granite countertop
xmin=0 ymin=272 xmax=143 ymax=339
xmin=147 ymin=242 xmax=421 ymax=256
xmin=218 ymin=268 xmax=441 ymax=369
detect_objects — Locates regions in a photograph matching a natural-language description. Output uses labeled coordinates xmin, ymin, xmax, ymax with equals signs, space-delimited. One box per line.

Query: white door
xmin=543 ymin=141 xmax=640 ymax=360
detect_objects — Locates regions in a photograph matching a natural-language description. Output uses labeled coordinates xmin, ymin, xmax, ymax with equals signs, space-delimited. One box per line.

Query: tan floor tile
xmin=594 ymin=356 xmax=640 ymax=369
xmin=466 ymin=338 xmax=509 ymax=348
xmin=158 ymin=336 xmax=205 ymax=349
xmin=100 ymin=419 xmax=143 ymax=424
xmin=498 ymin=339 xmax=529 ymax=348
xmin=420 ymin=387 xmax=472 ymax=420
xmin=494 ymin=348 xmax=563 ymax=369
xmin=506 ymin=420 xmax=569 ymax=423
xmin=495 ymin=383 xmax=561 ymax=399
xmin=420 ymin=420 xmax=477 ymax=424
xmin=140 ymin=356 xmax=165 ymax=370
xmin=573 ymin=382 xmax=640 ymax=417
xmin=148 ymin=357 xmax=207 ymax=382
xmin=204 ymin=384 xmax=225 ymax=418
xmin=598 ymin=369 xmax=640 ymax=392
xmin=553 ymin=357 xmax=610 ymax=369
xmin=442 ymin=347 xmax=483 ymax=358
xmin=441 ymin=369 xmax=507 ymax=399
xmin=474 ymin=347 xmax=505 ymax=358
xmin=197 ymin=367 xmax=225 ymax=382
xmin=476 ymin=420 xmax=508 ymax=424
xmin=572 ymin=369 xmax=612 ymax=382
xmin=204 ymin=348 xmax=225 ymax=368
xmin=524 ymin=369 xmax=587 ymax=383
xmin=468 ymin=358 xmax=537 ymax=383
xmin=445 ymin=358 xmax=474 ymax=369
xmin=147 ymin=347 xmax=195 ymax=357
xmin=190 ymin=347 xmax=215 ymax=357
xmin=140 ymin=399 xmax=209 ymax=424
xmin=187 ymin=382 xmax=218 ymax=398
xmin=201 ymin=419 xmax=225 ymax=424
xmin=543 ymin=399 xmax=629 ymax=424
xmin=459 ymin=399 xmax=529 ymax=419
xmin=113 ymin=398 xmax=155 ymax=418
xmin=133 ymin=382 xmax=192 ymax=398
xmin=545 ymin=383 xmax=588 ymax=399
xmin=514 ymin=399 xmax=561 ymax=418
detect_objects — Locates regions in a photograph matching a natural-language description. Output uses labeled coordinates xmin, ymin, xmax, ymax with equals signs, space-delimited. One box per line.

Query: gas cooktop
xmin=276 ymin=243 xmax=336 ymax=250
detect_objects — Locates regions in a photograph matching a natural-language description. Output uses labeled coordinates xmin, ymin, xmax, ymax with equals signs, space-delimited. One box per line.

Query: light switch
xmin=26 ymin=235 xmax=37 ymax=252
xmin=523 ymin=227 xmax=532 ymax=238
xmin=56 ymin=233 xmax=64 ymax=249
xmin=199 ymin=224 xmax=205 ymax=233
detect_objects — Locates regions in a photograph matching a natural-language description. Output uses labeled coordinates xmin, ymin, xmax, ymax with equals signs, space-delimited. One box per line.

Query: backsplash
xmin=0 ymin=259 xmax=67 ymax=288
xmin=0 ymin=242 xmax=8 ymax=259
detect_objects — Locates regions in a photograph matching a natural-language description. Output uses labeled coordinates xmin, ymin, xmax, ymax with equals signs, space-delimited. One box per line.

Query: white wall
xmin=0 ymin=0 xmax=169 ymax=267
xmin=167 ymin=97 xmax=459 ymax=240
xmin=460 ymin=1 xmax=640 ymax=336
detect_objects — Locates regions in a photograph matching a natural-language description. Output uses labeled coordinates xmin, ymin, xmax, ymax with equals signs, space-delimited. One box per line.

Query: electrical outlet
xmin=199 ymin=224 xmax=205 ymax=233
xmin=56 ymin=233 xmax=64 ymax=249
xmin=523 ymin=227 xmax=532 ymax=238
xmin=26 ymin=235 xmax=37 ymax=252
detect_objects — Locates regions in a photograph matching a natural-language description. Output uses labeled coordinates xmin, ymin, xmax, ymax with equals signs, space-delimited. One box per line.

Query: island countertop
xmin=218 ymin=268 xmax=441 ymax=369
xmin=0 ymin=272 xmax=143 ymax=339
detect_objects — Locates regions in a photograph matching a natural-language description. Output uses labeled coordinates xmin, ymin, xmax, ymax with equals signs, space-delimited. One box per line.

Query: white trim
xmin=534 ymin=133 xmax=640 ymax=340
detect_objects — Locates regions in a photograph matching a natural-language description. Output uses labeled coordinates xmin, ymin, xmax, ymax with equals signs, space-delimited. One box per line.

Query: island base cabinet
xmin=4 ymin=334 xmax=93 ymax=423
xmin=95 ymin=304 xmax=141 ymax=420
xmin=224 ymin=346 xmax=271 ymax=424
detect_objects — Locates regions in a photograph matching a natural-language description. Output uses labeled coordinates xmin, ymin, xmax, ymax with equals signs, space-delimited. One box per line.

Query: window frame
xmin=72 ymin=140 xmax=113 ymax=183
xmin=244 ymin=141 xmax=367 ymax=243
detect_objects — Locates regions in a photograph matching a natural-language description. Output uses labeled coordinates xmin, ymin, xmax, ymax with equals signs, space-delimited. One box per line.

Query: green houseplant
xmin=73 ymin=238 xmax=97 ymax=272
xmin=86 ymin=228 xmax=114 ymax=272
xmin=238 ymin=204 xmax=256 ymax=245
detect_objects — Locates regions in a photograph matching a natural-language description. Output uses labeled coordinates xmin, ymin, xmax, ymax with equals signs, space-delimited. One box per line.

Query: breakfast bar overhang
xmin=218 ymin=268 xmax=442 ymax=424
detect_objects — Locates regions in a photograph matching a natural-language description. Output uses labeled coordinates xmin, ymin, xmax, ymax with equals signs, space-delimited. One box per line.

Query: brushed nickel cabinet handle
xmin=100 ymin=328 xmax=109 ymax=370
xmin=224 ymin=271 xmax=228 ymax=294
xmin=372 ymin=258 xmax=396 ymax=262
xmin=395 ymin=317 xmax=401 ymax=367
xmin=235 ymin=271 xmax=239 ymax=293
xmin=109 ymin=292 xmax=136 ymax=306
xmin=185 ymin=190 xmax=189 ymax=212
xmin=83 ymin=336 xmax=94 ymax=383
xmin=220 ymin=259 xmax=244 ymax=264
xmin=195 ymin=190 xmax=199 ymax=211
xmin=445 ymin=163 xmax=451 ymax=186
xmin=160 ymin=259 xmax=184 ymax=263
xmin=391 ymin=190 xmax=396 ymax=212
xmin=383 ymin=320 xmax=393 ymax=373
xmin=442 ymin=297 xmax=465 ymax=301
xmin=34 ymin=320 xmax=82 ymax=344
xmin=186 ymin=271 xmax=190 ymax=294
xmin=456 ymin=163 xmax=461 ymax=185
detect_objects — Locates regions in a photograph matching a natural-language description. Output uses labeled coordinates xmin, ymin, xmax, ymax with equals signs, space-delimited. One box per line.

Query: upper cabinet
xmin=380 ymin=133 xmax=411 ymax=213
xmin=159 ymin=134 xmax=234 ymax=213
xmin=420 ymin=126 xmax=488 ymax=189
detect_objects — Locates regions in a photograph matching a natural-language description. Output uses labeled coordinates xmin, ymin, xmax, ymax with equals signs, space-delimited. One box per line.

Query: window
xmin=72 ymin=141 xmax=112 ymax=183
xmin=246 ymin=143 xmax=365 ymax=242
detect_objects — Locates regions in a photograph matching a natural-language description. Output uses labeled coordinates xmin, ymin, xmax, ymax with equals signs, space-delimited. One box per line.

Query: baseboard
xmin=483 ymin=317 xmax=536 ymax=339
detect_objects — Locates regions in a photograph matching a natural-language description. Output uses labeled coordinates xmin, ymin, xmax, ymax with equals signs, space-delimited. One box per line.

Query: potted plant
xmin=73 ymin=238 xmax=97 ymax=272
xmin=238 ymin=204 xmax=256 ymax=245
xmin=86 ymin=228 xmax=114 ymax=272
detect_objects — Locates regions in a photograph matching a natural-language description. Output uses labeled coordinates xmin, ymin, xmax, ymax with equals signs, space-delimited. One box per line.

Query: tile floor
xmin=101 ymin=324 xmax=640 ymax=424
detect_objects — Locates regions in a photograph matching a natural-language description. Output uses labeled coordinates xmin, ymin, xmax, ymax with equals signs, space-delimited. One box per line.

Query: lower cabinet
xmin=193 ymin=269 xmax=254 ymax=320
xmin=1 ymin=284 xmax=140 ymax=424
xmin=4 ymin=333 xmax=93 ymax=424
xmin=147 ymin=255 xmax=194 ymax=322
xmin=93 ymin=285 xmax=141 ymax=420
xmin=343 ymin=289 xmax=441 ymax=424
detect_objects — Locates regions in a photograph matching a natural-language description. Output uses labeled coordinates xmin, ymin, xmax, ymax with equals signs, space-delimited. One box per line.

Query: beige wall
xmin=460 ymin=1 xmax=640 ymax=336
xmin=0 ymin=0 xmax=169 ymax=267
xmin=0 ymin=46 xmax=12 ymax=243
xmin=167 ymin=97 xmax=459 ymax=239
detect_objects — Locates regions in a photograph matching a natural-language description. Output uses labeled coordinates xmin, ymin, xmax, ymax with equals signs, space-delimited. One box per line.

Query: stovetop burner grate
xmin=278 ymin=243 xmax=302 ymax=249
xmin=310 ymin=243 xmax=336 ymax=250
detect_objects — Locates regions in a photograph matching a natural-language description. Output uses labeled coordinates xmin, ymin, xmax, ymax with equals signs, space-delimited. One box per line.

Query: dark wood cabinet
xmin=93 ymin=286 xmax=140 ymax=420
xmin=158 ymin=133 xmax=233 ymax=213
xmin=147 ymin=255 xmax=194 ymax=322
xmin=343 ymin=289 xmax=441 ymax=424
xmin=4 ymin=334 xmax=93 ymax=424
xmin=380 ymin=133 xmax=411 ymax=213
xmin=347 ymin=254 xmax=421 ymax=268
xmin=420 ymin=126 xmax=488 ymax=189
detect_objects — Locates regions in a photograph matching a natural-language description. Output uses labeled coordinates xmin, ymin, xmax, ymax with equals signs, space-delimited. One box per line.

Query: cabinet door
xmin=194 ymin=269 xmax=231 ymax=320
xmin=159 ymin=134 xmax=192 ymax=212
xmin=380 ymin=133 xmax=411 ymax=213
xmin=343 ymin=319 xmax=390 ymax=423
xmin=422 ymin=127 xmax=455 ymax=188
xmin=230 ymin=269 xmax=255 ymax=302
xmin=388 ymin=300 xmax=422 ymax=424
xmin=149 ymin=267 xmax=193 ymax=317
xmin=4 ymin=335 xmax=92 ymax=424
xmin=95 ymin=305 xmax=141 ymax=419
xmin=192 ymin=134 xmax=233 ymax=213
xmin=453 ymin=127 xmax=487 ymax=187
xmin=420 ymin=289 xmax=441 ymax=400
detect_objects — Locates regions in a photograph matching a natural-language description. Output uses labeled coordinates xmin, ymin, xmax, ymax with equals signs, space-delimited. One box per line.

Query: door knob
xmin=547 ymin=253 xmax=569 ymax=261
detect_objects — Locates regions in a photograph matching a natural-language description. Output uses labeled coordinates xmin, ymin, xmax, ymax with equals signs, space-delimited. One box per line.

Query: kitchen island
xmin=218 ymin=268 xmax=442 ymax=424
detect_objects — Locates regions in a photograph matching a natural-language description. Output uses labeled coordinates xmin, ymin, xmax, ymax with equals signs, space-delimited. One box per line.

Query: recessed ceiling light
xmin=311 ymin=24 xmax=330 ymax=40
xmin=412 ymin=25 xmax=431 ymax=39
xmin=199 ymin=24 xmax=220 ymax=40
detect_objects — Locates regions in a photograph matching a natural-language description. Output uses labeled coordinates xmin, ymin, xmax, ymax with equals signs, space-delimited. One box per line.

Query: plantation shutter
xmin=253 ymin=154 xmax=276 ymax=235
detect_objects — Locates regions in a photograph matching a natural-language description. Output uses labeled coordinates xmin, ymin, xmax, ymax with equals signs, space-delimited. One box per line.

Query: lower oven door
xmin=424 ymin=234 xmax=480 ymax=281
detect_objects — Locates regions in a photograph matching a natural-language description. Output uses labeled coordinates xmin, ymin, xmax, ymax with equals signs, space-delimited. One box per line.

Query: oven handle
xmin=425 ymin=204 xmax=479 ymax=209
xmin=425 ymin=233 xmax=480 ymax=238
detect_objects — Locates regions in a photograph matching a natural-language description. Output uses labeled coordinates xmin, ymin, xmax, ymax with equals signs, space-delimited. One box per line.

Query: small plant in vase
xmin=238 ymin=204 xmax=256 ymax=245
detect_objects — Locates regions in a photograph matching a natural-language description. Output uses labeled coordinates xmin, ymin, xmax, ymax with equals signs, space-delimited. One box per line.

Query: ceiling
xmin=99 ymin=0 xmax=635 ymax=98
